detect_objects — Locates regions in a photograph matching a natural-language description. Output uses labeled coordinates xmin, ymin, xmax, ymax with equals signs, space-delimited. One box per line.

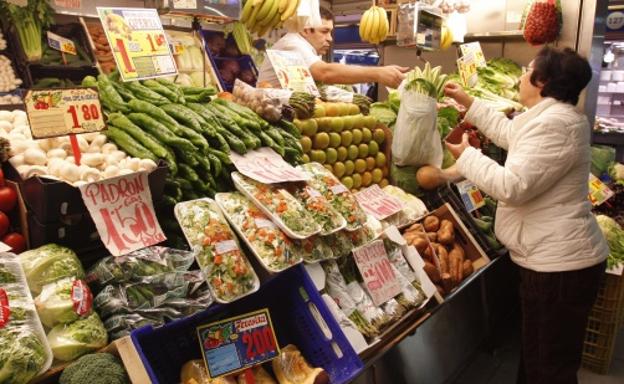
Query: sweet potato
xmin=437 ymin=219 xmax=455 ymax=245
xmin=423 ymin=261 xmax=441 ymax=283
xmin=426 ymin=232 xmax=437 ymax=242
xmin=441 ymin=273 xmax=454 ymax=293
xmin=448 ymin=244 xmax=465 ymax=285
xmin=436 ymin=244 xmax=449 ymax=275
xmin=423 ymin=215 xmax=441 ymax=232
xmin=463 ymin=260 xmax=474 ymax=278
xmin=412 ymin=237 xmax=429 ymax=255
xmin=407 ymin=223 xmax=425 ymax=233
xmin=404 ymin=230 xmax=424 ymax=244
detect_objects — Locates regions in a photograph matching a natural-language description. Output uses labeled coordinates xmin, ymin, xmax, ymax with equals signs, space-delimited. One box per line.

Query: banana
xmin=260 ymin=3 xmax=281 ymax=28
xmin=256 ymin=0 xmax=276 ymax=24
xmin=362 ymin=8 xmax=375 ymax=42
xmin=241 ymin=0 xmax=255 ymax=24
xmin=378 ymin=7 xmax=389 ymax=42
xmin=278 ymin=0 xmax=289 ymax=13
xmin=369 ymin=7 xmax=380 ymax=43
xmin=258 ymin=0 xmax=279 ymax=25
xmin=246 ymin=0 xmax=264 ymax=29
xmin=281 ymin=0 xmax=300 ymax=21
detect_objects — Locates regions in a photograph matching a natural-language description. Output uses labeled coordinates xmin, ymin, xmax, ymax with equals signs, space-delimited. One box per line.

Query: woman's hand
xmin=444 ymin=82 xmax=474 ymax=109
xmin=445 ymin=132 xmax=471 ymax=160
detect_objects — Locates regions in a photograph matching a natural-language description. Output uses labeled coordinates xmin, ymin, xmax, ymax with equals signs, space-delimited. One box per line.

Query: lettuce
xmin=35 ymin=278 xmax=92 ymax=328
xmin=0 ymin=327 xmax=48 ymax=384
xmin=19 ymin=244 xmax=84 ymax=295
xmin=596 ymin=215 xmax=624 ymax=271
xmin=47 ymin=313 xmax=108 ymax=362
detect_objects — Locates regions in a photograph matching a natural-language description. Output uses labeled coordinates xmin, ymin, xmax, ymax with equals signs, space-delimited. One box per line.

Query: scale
xmin=396 ymin=2 xmax=444 ymax=53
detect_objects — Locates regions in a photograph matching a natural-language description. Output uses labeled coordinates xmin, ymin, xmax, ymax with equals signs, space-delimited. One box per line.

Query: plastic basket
xmin=131 ymin=264 xmax=363 ymax=384
xmin=202 ymin=30 xmax=258 ymax=92
xmin=591 ymin=273 xmax=624 ymax=324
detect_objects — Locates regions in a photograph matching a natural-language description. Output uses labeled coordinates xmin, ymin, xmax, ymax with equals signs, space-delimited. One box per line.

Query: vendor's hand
xmin=445 ymin=132 xmax=471 ymax=160
xmin=376 ymin=65 xmax=410 ymax=89
xmin=444 ymin=82 xmax=474 ymax=109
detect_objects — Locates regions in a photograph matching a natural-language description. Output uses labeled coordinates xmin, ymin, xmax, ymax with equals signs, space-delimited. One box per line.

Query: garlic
xmin=23 ymin=147 xmax=47 ymax=166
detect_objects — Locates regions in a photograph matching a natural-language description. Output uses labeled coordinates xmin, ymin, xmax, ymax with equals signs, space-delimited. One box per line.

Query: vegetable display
xmin=0 ymin=0 xmax=53 ymax=62
xmin=0 ymin=55 xmax=21 ymax=92
xmin=85 ymin=22 xmax=116 ymax=74
xmin=46 ymin=313 xmax=108 ymax=362
xmin=595 ymin=215 xmax=624 ymax=271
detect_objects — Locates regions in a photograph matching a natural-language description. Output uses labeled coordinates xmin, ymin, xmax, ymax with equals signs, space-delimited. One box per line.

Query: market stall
xmin=0 ymin=1 xmax=620 ymax=384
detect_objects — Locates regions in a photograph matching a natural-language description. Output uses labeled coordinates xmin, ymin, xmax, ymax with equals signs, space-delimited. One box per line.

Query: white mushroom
xmin=81 ymin=153 xmax=105 ymax=167
xmin=37 ymin=138 xmax=53 ymax=152
xmin=101 ymin=143 xmax=118 ymax=154
xmin=102 ymin=165 xmax=120 ymax=179
xmin=24 ymin=165 xmax=48 ymax=178
xmin=80 ymin=167 xmax=101 ymax=183
xmin=8 ymin=154 xmax=25 ymax=168
xmin=90 ymin=134 xmax=107 ymax=148
xmin=60 ymin=162 xmax=81 ymax=183
xmin=48 ymin=158 xmax=66 ymax=176
xmin=47 ymin=148 xmax=67 ymax=160
xmin=125 ymin=157 xmax=141 ymax=172
xmin=0 ymin=121 xmax=12 ymax=133
xmin=139 ymin=159 xmax=158 ymax=172
xmin=23 ymin=147 xmax=47 ymax=166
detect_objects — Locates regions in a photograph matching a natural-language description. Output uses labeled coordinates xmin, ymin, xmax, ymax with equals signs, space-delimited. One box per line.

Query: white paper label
xmin=215 ymin=240 xmax=238 ymax=255
xmin=330 ymin=183 xmax=349 ymax=195
xmin=230 ymin=148 xmax=309 ymax=184
xmin=254 ymin=218 xmax=276 ymax=229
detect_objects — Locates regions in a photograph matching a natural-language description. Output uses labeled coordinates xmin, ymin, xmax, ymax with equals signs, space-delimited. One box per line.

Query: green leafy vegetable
xmin=47 ymin=313 xmax=108 ymax=362
xmin=0 ymin=327 xmax=48 ymax=384
xmin=596 ymin=215 xmax=624 ymax=271
xmin=591 ymin=145 xmax=616 ymax=177
xmin=19 ymin=244 xmax=84 ymax=295
xmin=59 ymin=353 xmax=129 ymax=384
xmin=35 ymin=278 xmax=92 ymax=328
xmin=0 ymin=0 xmax=54 ymax=62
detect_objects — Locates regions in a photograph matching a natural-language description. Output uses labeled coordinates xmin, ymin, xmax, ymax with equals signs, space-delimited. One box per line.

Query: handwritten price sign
xmin=230 ymin=148 xmax=309 ymax=184
xmin=24 ymin=88 xmax=105 ymax=139
xmin=352 ymin=240 xmax=402 ymax=306
xmin=79 ymin=172 xmax=166 ymax=256
xmin=355 ymin=185 xmax=404 ymax=220
xmin=46 ymin=31 xmax=77 ymax=55
xmin=588 ymin=174 xmax=615 ymax=206
xmin=266 ymin=50 xmax=320 ymax=96
xmin=197 ymin=309 xmax=280 ymax=378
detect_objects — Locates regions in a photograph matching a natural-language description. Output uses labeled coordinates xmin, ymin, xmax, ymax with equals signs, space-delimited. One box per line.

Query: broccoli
xmin=59 ymin=353 xmax=129 ymax=384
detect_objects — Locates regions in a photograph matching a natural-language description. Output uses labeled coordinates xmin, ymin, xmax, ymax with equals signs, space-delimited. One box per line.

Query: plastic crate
xmin=131 ymin=264 xmax=363 ymax=384
xmin=591 ymin=273 xmax=624 ymax=324
xmin=202 ymin=30 xmax=258 ymax=92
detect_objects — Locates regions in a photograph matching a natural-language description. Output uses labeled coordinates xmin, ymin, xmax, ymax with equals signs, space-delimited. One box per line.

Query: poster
xmin=265 ymin=50 xmax=320 ymax=96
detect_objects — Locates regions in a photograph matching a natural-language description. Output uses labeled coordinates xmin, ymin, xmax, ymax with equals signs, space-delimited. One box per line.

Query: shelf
xmin=463 ymin=30 xmax=525 ymax=41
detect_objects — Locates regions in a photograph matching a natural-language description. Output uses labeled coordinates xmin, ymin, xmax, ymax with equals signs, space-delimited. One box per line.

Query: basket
xmin=581 ymin=273 xmax=624 ymax=374
xmin=131 ymin=264 xmax=363 ymax=384
xmin=202 ymin=30 xmax=258 ymax=92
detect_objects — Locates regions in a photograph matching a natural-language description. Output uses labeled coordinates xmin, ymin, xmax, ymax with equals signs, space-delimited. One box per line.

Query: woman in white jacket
xmin=445 ymin=47 xmax=609 ymax=384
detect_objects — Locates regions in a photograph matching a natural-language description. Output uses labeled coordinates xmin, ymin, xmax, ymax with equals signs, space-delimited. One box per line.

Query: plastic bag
xmin=35 ymin=277 xmax=94 ymax=328
xmin=521 ymin=0 xmax=562 ymax=45
xmin=232 ymin=79 xmax=291 ymax=122
xmin=392 ymin=86 xmax=442 ymax=167
xmin=47 ymin=312 xmax=108 ymax=361
xmin=19 ymin=244 xmax=85 ymax=295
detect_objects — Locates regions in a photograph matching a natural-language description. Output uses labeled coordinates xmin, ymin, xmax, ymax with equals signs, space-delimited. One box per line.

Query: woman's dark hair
xmin=530 ymin=47 xmax=592 ymax=105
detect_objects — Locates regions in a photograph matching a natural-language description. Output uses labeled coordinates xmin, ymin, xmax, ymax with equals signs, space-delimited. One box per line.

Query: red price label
xmin=0 ymin=289 xmax=10 ymax=329
xmin=71 ymin=280 xmax=93 ymax=316
xmin=67 ymin=104 xmax=101 ymax=129
xmin=242 ymin=326 xmax=277 ymax=360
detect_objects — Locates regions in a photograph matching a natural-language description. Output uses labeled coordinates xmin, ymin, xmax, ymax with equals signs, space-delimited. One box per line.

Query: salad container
xmin=216 ymin=192 xmax=304 ymax=273
xmin=285 ymin=182 xmax=347 ymax=235
xmin=300 ymin=163 xmax=368 ymax=232
xmin=297 ymin=236 xmax=336 ymax=263
xmin=232 ymin=172 xmax=321 ymax=239
xmin=174 ymin=198 xmax=260 ymax=304
xmin=0 ymin=253 xmax=54 ymax=381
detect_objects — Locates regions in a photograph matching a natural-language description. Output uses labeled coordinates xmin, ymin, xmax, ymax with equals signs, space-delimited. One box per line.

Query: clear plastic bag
xmin=18 ymin=244 xmax=85 ymax=295
xmin=232 ymin=79 xmax=292 ymax=122
xmin=35 ymin=277 xmax=94 ymax=328
xmin=47 ymin=312 xmax=108 ymax=362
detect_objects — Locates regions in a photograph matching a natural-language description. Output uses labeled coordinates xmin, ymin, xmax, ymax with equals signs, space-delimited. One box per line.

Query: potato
xmin=412 ymin=237 xmax=429 ymax=254
xmin=407 ymin=223 xmax=425 ymax=233
xmin=426 ymin=232 xmax=437 ymax=242
xmin=437 ymin=219 xmax=455 ymax=245
xmin=463 ymin=260 xmax=474 ymax=278
xmin=423 ymin=261 xmax=441 ymax=283
xmin=423 ymin=215 xmax=441 ymax=232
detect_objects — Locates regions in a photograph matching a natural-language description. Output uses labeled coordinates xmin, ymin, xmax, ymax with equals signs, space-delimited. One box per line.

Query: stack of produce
xmin=87 ymin=246 xmax=213 ymax=340
xmin=359 ymin=5 xmax=390 ymax=45
xmin=19 ymin=244 xmax=108 ymax=361
xmin=402 ymin=214 xmax=475 ymax=296
xmin=84 ymin=22 xmax=115 ymax=74
xmin=296 ymin=102 xmax=389 ymax=191
xmin=240 ymin=0 xmax=301 ymax=36
xmin=168 ymin=29 xmax=220 ymax=88
xmin=0 ymin=253 xmax=52 ymax=384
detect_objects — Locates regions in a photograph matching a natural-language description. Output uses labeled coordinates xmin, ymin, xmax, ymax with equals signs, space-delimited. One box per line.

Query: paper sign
xmin=0 ymin=242 xmax=12 ymax=253
xmin=457 ymin=53 xmax=478 ymax=88
xmin=97 ymin=7 xmax=177 ymax=81
xmin=54 ymin=0 xmax=81 ymax=9
xmin=24 ymin=88 xmax=105 ymax=139
xmin=197 ymin=308 xmax=280 ymax=379
xmin=47 ymin=31 xmax=77 ymax=55
xmin=352 ymin=240 xmax=402 ymax=306
xmin=230 ymin=148 xmax=309 ymax=184
xmin=607 ymin=263 xmax=624 ymax=276
xmin=588 ymin=174 xmax=615 ymax=206
xmin=79 ymin=172 xmax=166 ymax=256
xmin=460 ymin=42 xmax=486 ymax=68
xmin=266 ymin=50 xmax=320 ymax=96
xmin=6 ymin=0 xmax=27 ymax=6
xmin=356 ymin=185 xmax=404 ymax=220
xmin=455 ymin=180 xmax=485 ymax=212
xmin=173 ymin=0 xmax=198 ymax=9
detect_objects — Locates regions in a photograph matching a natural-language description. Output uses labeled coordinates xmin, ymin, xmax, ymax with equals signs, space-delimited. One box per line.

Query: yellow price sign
xmin=46 ymin=31 xmax=77 ymax=56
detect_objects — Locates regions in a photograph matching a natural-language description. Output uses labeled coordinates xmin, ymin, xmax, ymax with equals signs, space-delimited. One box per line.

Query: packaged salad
xmin=175 ymin=198 xmax=259 ymax=303
xmin=232 ymin=172 xmax=321 ymax=239
xmin=296 ymin=236 xmax=335 ymax=263
xmin=284 ymin=182 xmax=346 ymax=235
xmin=300 ymin=163 xmax=368 ymax=231
xmin=216 ymin=192 xmax=303 ymax=272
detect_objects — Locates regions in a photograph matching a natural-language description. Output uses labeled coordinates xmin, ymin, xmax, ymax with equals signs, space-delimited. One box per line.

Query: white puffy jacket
xmin=456 ymin=97 xmax=608 ymax=272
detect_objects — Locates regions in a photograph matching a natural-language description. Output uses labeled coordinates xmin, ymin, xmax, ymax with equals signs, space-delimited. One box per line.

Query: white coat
xmin=456 ymin=97 xmax=608 ymax=272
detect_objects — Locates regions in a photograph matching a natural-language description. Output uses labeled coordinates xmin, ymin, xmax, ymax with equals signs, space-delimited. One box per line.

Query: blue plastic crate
xmin=202 ymin=30 xmax=258 ymax=92
xmin=131 ymin=264 xmax=363 ymax=384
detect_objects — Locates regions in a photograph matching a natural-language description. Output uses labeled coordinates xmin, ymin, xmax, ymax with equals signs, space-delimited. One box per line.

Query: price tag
xmin=172 ymin=0 xmax=198 ymax=9
xmin=266 ymin=50 xmax=320 ymax=96
xmin=197 ymin=308 xmax=280 ymax=379
xmin=0 ymin=289 xmax=9 ymax=329
xmin=54 ymin=0 xmax=81 ymax=9
xmin=457 ymin=54 xmax=478 ymax=88
xmin=47 ymin=31 xmax=77 ymax=56
xmin=355 ymin=185 xmax=404 ymax=220
xmin=459 ymin=42 xmax=486 ymax=68
xmin=24 ymin=88 xmax=105 ymax=139
xmin=352 ymin=240 xmax=402 ymax=306
xmin=230 ymin=148 xmax=309 ymax=184
xmin=588 ymin=174 xmax=615 ymax=206
xmin=97 ymin=7 xmax=177 ymax=81
xmin=71 ymin=280 xmax=93 ymax=316
xmin=455 ymin=180 xmax=485 ymax=213
xmin=79 ymin=172 xmax=166 ymax=256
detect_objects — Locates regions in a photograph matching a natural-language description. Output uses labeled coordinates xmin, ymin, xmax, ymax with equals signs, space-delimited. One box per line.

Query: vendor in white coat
xmin=444 ymin=47 xmax=608 ymax=384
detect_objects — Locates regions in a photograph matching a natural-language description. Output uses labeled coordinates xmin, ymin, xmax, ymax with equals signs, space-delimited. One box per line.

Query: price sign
xmin=355 ymin=185 xmax=404 ymax=220
xmin=173 ymin=0 xmax=198 ymax=9
xmin=352 ymin=240 xmax=402 ymax=306
xmin=197 ymin=309 xmax=280 ymax=379
xmin=588 ymin=174 xmax=615 ymax=206
xmin=46 ymin=31 xmax=77 ymax=55
xmin=24 ymin=88 xmax=105 ymax=139
xmin=230 ymin=148 xmax=309 ymax=184
xmin=455 ymin=180 xmax=485 ymax=213
xmin=460 ymin=42 xmax=486 ymax=68
xmin=97 ymin=7 xmax=177 ymax=81
xmin=457 ymin=53 xmax=478 ymax=88
xmin=54 ymin=0 xmax=81 ymax=9
xmin=266 ymin=50 xmax=320 ymax=96
xmin=79 ymin=172 xmax=166 ymax=256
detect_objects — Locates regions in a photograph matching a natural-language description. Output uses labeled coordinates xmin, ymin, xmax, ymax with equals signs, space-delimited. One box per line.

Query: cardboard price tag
xmin=352 ymin=240 xmax=402 ymax=306
xmin=197 ymin=309 xmax=280 ymax=379
xmin=455 ymin=180 xmax=485 ymax=213
xmin=460 ymin=42 xmax=486 ymax=68
xmin=47 ymin=31 xmax=77 ymax=55
xmin=588 ymin=174 xmax=615 ymax=206
xmin=266 ymin=50 xmax=320 ymax=96
xmin=457 ymin=53 xmax=478 ymax=88
xmin=79 ymin=172 xmax=166 ymax=256
xmin=24 ymin=88 xmax=105 ymax=139
xmin=97 ymin=7 xmax=177 ymax=81
xmin=355 ymin=185 xmax=404 ymax=220
xmin=230 ymin=148 xmax=309 ymax=184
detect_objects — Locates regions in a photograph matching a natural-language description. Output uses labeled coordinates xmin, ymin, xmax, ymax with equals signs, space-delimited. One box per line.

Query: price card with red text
xmin=197 ymin=308 xmax=280 ymax=378
xmin=355 ymin=185 xmax=404 ymax=220
xmin=230 ymin=148 xmax=309 ymax=184
xmin=459 ymin=42 xmax=486 ymax=68
xmin=352 ymin=240 xmax=402 ymax=306
xmin=79 ymin=172 xmax=166 ymax=256
xmin=97 ymin=7 xmax=177 ymax=81
xmin=457 ymin=53 xmax=478 ymax=88
xmin=266 ymin=50 xmax=320 ymax=96
xmin=588 ymin=174 xmax=615 ymax=206
xmin=24 ymin=88 xmax=105 ymax=139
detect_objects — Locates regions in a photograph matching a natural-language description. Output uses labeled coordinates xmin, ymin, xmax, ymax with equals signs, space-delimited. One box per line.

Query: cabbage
xmin=0 ymin=327 xmax=48 ymax=384
xmin=35 ymin=278 xmax=92 ymax=328
xmin=19 ymin=244 xmax=84 ymax=295
xmin=370 ymin=102 xmax=397 ymax=128
xmin=596 ymin=215 xmax=624 ymax=271
xmin=47 ymin=313 xmax=108 ymax=362
xmin=591 ymin=145 xmax=616 ymax=177
xmin=390 ymin=164 xmax=425 ymax=198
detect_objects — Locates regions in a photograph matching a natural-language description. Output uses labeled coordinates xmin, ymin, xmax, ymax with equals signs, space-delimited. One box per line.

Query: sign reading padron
xmin=352 ymin=239 xmax=402 ymax=306
xmin=197 ymin=308 xmax=280 ymax=379
xmin=79 ymin=172 xmax=166 ymax=256
xmin=24 ymin=88 xmax=105 ymax=139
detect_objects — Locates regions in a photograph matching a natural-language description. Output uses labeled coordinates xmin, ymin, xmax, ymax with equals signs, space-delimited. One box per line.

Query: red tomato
xmin=0 ymin=169 xmax=5 ymax=186
xmin=2 ymin=233 xmax=25 ymax=254
xmin=0 ymin=212 xmax=9 ymax=238
xmin=0 ymin=186 xmax=17 ymax=213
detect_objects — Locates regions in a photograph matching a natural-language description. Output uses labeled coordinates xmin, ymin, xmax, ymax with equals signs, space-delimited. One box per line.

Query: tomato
xmin=0 ymin=212 xmax=9 ymax=238
xmin=2 ymin=233 xmax=25 ymax=254
xmin=0 ymin=186 xmax=17 ymax=213
xmin=0 ymin=169 xmax=5 ymax=187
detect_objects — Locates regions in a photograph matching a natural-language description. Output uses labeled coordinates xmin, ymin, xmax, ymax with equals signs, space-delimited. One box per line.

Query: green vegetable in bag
xmin=47 ymin=313 xmax=108 ymax=362
xmin=19 ymin=244 xmax=84 ymax=295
